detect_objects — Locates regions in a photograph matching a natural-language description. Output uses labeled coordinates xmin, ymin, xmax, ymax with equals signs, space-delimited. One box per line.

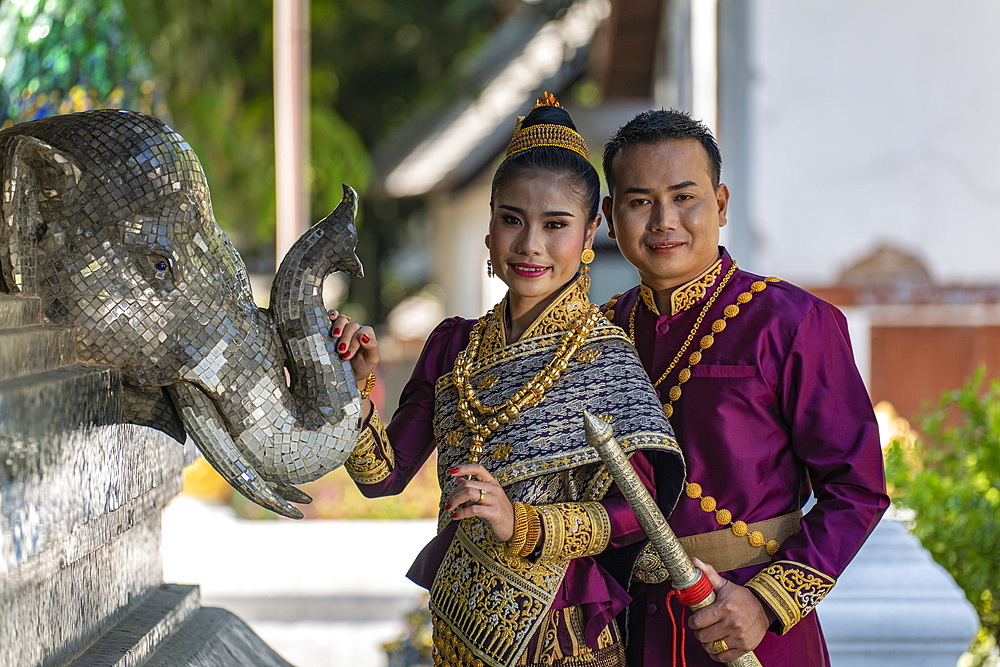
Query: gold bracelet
xmin=505 ymin=502 xmax=530 ymax=557
xmin=360 ymin=372 xmax=377 ymax=399
xmin=521 ymin=503 xmax=541 ymax=557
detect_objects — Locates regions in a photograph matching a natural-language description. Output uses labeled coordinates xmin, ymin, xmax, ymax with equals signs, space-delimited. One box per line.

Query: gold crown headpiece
xmin=504 ymin=92 xmax=589 ymax=160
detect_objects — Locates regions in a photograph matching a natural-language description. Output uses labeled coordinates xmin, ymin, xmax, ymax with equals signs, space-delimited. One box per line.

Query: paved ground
xmin=162 ymin=496 xmax=436 ymax=667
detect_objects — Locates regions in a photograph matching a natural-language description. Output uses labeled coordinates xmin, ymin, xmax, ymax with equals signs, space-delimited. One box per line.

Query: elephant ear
xmin=0 ymin=135 xmax=82 ymax=295
xmin=122 ymin=382 xmax=188 ymax=444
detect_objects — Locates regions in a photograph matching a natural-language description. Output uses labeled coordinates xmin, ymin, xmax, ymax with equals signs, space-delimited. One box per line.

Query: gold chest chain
xmin=605 ymin=267 xmax=784 ymax=553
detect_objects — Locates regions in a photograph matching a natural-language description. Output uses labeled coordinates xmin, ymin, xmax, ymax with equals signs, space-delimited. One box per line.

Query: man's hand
xmin=687 ymin=557 xmax=774 ymax=662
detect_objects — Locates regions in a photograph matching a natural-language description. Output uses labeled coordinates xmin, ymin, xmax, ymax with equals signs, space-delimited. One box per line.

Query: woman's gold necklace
xmin=452 ymin=301 xmax=602 ymax=465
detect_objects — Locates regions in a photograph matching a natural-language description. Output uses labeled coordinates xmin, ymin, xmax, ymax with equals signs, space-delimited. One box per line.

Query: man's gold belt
xmin=632 ymin=510 xmax=804 ymax=584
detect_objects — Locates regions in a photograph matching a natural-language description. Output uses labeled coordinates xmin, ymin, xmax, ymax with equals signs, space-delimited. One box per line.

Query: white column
xmin=273 ymin=0 xmax=310 ymax=268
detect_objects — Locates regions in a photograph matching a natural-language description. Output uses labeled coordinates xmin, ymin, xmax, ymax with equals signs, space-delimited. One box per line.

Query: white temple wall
xmin=742 ymin=0 xmax=1000 ymax=285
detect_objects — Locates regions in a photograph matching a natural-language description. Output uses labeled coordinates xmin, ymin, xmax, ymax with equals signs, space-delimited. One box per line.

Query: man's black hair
xmin=603 ymin=109 xmax=722 ymax=191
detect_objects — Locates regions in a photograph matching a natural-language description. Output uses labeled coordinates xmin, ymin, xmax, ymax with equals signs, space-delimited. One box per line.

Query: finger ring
xmin=712 ymin=639 xmax=729 ymax=654
xmin=343 ymin=315 xmax=351 ymax=322
xmin=477 ymin=489 xmax=486 ymax=504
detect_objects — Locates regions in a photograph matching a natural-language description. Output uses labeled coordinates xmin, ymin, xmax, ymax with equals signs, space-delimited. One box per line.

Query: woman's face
xmin=489 ymin=171 xmax=598 ymax=303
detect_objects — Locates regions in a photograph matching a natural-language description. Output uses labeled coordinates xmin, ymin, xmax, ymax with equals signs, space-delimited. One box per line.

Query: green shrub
xmin=885 ymin=370 xmax=1000 ymax=655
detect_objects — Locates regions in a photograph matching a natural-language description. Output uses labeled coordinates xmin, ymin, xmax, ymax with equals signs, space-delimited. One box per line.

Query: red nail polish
xmin=333 ymin=328 xmax=341 ymax=336
xmin=450 ymin=512 xmax=457 ymax=519
xmin=338 ymin=343 xmax=347 ymax=352
xmin=448 ymin=467 xmax=458 ymax=474
xmin=361 ymin=334 xmax=370 ymax=344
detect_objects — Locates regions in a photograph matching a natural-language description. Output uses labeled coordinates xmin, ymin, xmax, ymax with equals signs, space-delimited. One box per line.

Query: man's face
xmin=603 ymin=139 xmax=729 ymax=292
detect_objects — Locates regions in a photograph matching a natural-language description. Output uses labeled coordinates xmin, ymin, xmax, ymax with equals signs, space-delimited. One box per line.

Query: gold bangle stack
xmin=360 ymin=372 xmax=377 ymax=399
xmin=505 ymin=502 xmax=541 ymax=558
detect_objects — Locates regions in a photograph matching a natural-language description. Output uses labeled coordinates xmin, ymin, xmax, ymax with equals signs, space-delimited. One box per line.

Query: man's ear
xmin=716 ymin=183 xmax=730 ymax=228
xmin=602 ymin=195 xmax=616 ymax=239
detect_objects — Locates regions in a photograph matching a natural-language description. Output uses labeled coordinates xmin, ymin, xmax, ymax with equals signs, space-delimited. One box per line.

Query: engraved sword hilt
xmin=583 ymin=410 xmax=763 ymax=667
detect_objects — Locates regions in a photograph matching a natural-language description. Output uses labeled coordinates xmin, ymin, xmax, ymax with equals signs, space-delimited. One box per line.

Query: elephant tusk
xmin=167 ymin=382 xmax=305 ymax=519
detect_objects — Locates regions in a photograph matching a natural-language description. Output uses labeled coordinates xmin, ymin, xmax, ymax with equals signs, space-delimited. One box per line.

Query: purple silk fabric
xmin=609 ymin=249 xmax=889 ymax=667
xmin=356 ymin=317 xmax=657 ymax=647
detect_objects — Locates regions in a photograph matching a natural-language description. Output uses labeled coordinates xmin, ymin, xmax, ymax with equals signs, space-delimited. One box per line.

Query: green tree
xmin=0 ymin=0 xmax=162 ymax=124
xmin=885 ymin=370 xmax=1000 ymax=658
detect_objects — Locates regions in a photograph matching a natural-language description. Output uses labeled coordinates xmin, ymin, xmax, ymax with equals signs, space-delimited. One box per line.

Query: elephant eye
xmin=144 ymin=253 xmax=174 ymax=281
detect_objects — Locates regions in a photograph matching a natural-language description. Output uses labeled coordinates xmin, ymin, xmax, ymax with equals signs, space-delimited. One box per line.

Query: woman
xmin=331 ymin=95 xmax=684 ymax=667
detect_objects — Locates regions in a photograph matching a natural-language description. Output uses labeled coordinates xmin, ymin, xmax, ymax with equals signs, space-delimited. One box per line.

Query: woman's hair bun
xmin=520 ymin=104 xmax=577 ymax=132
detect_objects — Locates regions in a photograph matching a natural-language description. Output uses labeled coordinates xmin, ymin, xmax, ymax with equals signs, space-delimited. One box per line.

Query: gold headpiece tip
xmin=513 ymin=115 xmax=525 ymax=132
xmin=533 ymin=91 xmax=562 ymax=109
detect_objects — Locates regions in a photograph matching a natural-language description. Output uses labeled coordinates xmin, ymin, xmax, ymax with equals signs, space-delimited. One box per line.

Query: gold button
xmin=699 ymin=334 xmax=714 ymax=349
xmin=748 ymin=531 xmax=765 ymax=548
xmin=668 ymin=386 xmax=682 ymax=401
xmin=715 ymin=509 xmax=732 ymax=525
xmin=689 ymin=351 xmax=702 ymax=365
xmin=711 ymin=319 xmax=727 ymax=333
xmin=685 ymin=482 xmax=702 ymax=498
xmin=724 ymin=304 xmax=740 ymax=318
xmin=737 ymin=292 xmax=752 ymax=304
xmin=678 ymin=368 xmax=691 ymax=383
xmin=765 ymin=540 xmax=780 ymax=556
xmin=699 ymin=496 xmax=717 ymax=512
xmin=663 ymin=404 xmax=674 ymax=418
xmin=731 ymin=521 xmax=748 ymax=537
xmin=750 ymin=281 xmax=767 ymax=292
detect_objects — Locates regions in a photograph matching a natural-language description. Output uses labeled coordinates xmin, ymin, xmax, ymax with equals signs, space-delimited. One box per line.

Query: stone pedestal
xmin=0 ymin=293 xmax=292 ymax=667
xmin=820 ymin=519 xmax=980 ymax=667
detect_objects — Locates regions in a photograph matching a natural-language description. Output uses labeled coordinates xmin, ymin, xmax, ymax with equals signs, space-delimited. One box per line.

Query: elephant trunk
xmin=269 ymin=184 xmax=364 ymax=428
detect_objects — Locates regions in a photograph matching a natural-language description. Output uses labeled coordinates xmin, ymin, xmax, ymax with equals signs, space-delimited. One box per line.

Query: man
xmin=599 ymin=110 xmax=888 ymax=666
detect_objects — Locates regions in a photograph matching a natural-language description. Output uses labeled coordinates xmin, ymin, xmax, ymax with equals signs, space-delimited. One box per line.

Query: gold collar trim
xmin=476 ymin=274 xmax=591 ymax=363
xmin=639 ymin=257 xmax=724 ymax=317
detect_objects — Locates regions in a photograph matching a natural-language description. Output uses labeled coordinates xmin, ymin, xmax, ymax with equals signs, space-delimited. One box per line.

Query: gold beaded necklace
xmin=628 ymin=263 xmax=738 ymax=394
xmin=452 ymin=301 xmax=602 ymax=465
xmin=626 ymin=265 xmax=784 ymax=552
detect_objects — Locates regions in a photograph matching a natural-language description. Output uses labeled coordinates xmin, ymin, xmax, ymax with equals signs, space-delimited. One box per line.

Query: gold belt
xmin=632 ymin=510 xmax=803 ymax=584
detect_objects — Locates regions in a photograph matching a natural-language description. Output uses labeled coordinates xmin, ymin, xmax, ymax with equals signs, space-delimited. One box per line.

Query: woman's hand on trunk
xmin=446 ymin=465 xmax=515 ymax=542
xmin=328 ymin=310 xmax=379 ymax=387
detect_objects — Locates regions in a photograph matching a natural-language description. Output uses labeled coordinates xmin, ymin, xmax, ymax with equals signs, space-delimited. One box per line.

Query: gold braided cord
xmin=505 ymin=123 xmax=589 ymax=160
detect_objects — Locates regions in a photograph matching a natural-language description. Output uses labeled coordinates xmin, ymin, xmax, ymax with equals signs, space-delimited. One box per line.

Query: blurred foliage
xmin=116 ymin=0 xmax=512 ymax=269
xmin=885 ymin=369 xmax=1000 ymax=656
xmin=183 ymin=451 xmax=440 ymax=520
xmin=0 ymin=0 xmax=164 ymax=124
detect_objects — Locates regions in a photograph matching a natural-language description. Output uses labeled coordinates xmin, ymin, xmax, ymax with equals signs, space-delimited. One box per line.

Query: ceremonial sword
xmin=583 ymin=410 xmax=763 ymax=667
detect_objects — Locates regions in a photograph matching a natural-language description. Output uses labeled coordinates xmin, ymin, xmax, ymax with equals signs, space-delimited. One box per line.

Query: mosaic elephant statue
xmin=0 ymin=109 xmax=363 ymax=519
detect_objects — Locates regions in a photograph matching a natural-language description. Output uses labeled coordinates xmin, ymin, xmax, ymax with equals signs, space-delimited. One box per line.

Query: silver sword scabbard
xmin=583 ymin=410 xmax=763 ymax=667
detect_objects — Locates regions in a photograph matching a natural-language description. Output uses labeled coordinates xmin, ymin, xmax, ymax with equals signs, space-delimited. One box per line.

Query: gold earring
xmin=581 ymin=248 xmax=595 ymax=264
xmin=484 ymin=234 xmax=490 ymax=249
xmin=487 ymin=259 xmax=494 ymax=278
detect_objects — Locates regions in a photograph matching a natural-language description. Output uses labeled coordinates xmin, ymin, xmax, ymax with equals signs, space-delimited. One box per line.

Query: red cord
xmin=664 ymin=571 xmax=714 ymax=667
xmin=674 ymin=571 xmax=714 ymax=606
